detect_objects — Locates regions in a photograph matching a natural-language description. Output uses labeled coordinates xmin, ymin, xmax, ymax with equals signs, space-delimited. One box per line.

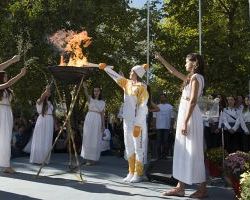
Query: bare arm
xmin=183 ymin=77 xmax=199 ymax=131
xmin=155 ymin=52 xmax=186 ymax=81
xmin=0 ymin=67 xmax=26 ymax=90
xmin=149 ymin=102 xmax=160 ymax=112
xmin=0 ymin=55 xmax=20 ymax=70
xmin=82 ymin=82 xmax=90 ymax=102
xmin=37 ymin=85 xmax=50 ymax=105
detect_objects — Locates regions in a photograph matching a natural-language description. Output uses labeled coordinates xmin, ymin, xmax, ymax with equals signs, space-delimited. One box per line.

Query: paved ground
xmin=0 ymin=154 xmax=235 ymax=200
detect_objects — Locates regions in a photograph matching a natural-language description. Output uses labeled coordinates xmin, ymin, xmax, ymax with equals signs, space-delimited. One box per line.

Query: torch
xmin=86 ymin=62 xmax=114 ymax=69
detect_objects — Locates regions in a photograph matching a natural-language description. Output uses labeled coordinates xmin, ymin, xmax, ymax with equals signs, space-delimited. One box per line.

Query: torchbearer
xmin=99 ymin=63 xmax=149 ymax=183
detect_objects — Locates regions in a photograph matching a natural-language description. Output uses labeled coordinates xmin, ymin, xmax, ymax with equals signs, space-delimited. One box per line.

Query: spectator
xmin=153 ymin=93 xmax=173 ymax=159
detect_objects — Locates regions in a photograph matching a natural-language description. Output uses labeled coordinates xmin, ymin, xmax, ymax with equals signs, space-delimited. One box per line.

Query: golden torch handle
xmin=87 ymin=62 xmax=113 ymax=69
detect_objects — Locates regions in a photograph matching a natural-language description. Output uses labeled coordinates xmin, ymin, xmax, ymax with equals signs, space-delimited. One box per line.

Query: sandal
xmin=189 ymin=190 xmax=208 ymax=199
xmin=162 ymin=187 xmax=185 ymax=197
xmin=3 ymin=167 xmax=16 ymax=174
xmin=85 ymin=161 xmax=96 ymax=166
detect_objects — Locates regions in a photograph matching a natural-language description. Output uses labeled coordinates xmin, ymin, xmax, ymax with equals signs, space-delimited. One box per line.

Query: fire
xmin=49 ymin=30 xmax=92 ymax=67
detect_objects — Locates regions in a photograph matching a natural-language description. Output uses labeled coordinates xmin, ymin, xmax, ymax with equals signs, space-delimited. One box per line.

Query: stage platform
xmin=0 ymin=154 xmax=235 ymax=200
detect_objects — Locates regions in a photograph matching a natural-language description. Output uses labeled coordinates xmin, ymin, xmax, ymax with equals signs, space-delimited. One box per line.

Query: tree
xmin=154 ymin=0 xmax=250 ymax=98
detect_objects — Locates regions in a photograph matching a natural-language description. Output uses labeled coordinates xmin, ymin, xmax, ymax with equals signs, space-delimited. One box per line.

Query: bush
xmin=240 ymin=171 xmax=250 ymax=200
xmin=205 ymin=147 xmax=228 ymax=166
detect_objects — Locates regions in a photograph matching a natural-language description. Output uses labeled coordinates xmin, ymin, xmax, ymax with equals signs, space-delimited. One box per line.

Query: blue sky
xmin=130 ymin=0 xmax=147 ymax=8
xmin=130 ymin=0 xmax=163 ymax=8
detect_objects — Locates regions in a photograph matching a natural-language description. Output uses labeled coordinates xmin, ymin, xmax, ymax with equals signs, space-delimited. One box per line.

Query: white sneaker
xmin=123 ymin=173 xmax=134 ymax=182
xmin=130 ymin=174 xmax=143 ymax=183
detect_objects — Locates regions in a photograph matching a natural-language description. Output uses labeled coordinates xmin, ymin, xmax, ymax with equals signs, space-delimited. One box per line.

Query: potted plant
xmin=240 ymin=171 xmax=250 ymax=200
xmin=205 ymin=147 xmax=228 ymax=177
xmin=224 ymin=151 xmax=250 ymax=198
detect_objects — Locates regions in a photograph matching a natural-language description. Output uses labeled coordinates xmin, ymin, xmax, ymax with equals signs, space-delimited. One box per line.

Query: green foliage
xmin=0 ymin=0 xmax=249 ymax=118
xmin=156 ymin=0 xmax=250 ymax=97
xmin=205 ymin=147 xmax=228 ymax=165
xmin=240 ymin=171 xmax=250 ymax=200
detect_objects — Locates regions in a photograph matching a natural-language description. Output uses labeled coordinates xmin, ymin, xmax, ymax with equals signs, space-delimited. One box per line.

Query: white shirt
xmin=219 ymin=107 xmax=241 ymax=129
xmin=154 ymin=103 xmax=173 ymax=129
xmin=242 ymin=110 xmax=250 ymax=122
xmin=233 ymin=109 xmax=250 ymax=133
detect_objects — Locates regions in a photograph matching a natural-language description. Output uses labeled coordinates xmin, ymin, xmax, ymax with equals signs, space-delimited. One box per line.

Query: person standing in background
xmin=153 ymin=93 xmax=173 ymax=159
xmin=80 ymin=82 xmax=105 ymax=166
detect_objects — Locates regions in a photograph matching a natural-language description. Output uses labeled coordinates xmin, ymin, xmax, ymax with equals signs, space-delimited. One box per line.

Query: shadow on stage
xmin=0 ymin=190 xmax=41 ymax=200
xmin=0 ymin=172 xmax=167 ymax=199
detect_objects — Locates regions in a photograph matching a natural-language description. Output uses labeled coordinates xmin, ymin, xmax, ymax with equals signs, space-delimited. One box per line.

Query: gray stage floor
xmin=0 ymin=154 xmax=235 ymax=200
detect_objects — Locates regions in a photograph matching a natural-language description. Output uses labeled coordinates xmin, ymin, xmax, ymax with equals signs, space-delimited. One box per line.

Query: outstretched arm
xmin=99 ymin=63 xmax=128 ymax=89
xmin=155 ymin=52 xmax=186 ymax=81
xmin=0 ymin=55 xmax=20 ymax=71
xmin=149 ymin=102 xmax=160 ymax=112
xmin=0 ymin=67 xmax=26 ymax=90
xmin=37 ymin=85 xmax=50 ymax=105
xmin=82 ymin=82 xmax=91 ymax=102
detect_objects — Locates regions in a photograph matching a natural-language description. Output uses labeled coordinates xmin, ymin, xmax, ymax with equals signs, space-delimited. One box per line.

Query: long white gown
xmin=81 ymin=98 xmax=105 ymax=161
xmin=173 ymin=73 xmax=206 ymax=184
xmin=0 ymin=91 xmax=13 ymax=167
xmin=30 ymin=101 xmax=54 ymax=164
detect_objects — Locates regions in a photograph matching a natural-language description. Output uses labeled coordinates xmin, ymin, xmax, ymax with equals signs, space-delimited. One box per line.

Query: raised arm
xmin=0 ymin=67 xmax=26 ymax=90
xmin=99 ymin=63 xmax=128 ymax=89
xmin=149 ymin=101 xmax=160 ymax=112
xmin=155 ymin=52 xmax=186 ymax=81
xmin=0 ymin=55 xmax=20 ymax=70
xmin=37 ymin=85 xmax=50 ymax=105
xmin=82 ymin=81 xmax=91 ymax=102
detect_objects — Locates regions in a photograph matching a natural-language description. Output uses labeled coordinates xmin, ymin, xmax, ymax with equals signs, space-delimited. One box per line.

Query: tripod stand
xmin=36 ymin=66 xmax=97 ymax=182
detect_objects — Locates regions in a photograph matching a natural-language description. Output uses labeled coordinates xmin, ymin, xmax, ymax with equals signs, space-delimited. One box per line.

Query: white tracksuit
xmin=104 ymin=67 xmax=148 ymax=176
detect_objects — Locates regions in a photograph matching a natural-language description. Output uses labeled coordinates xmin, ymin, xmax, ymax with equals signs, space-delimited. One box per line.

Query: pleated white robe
xmin=0 ymin=91 xmax=13 ymax=167
xmin=173 ymin=74 xmax=206 ymax=184
xmin=30 ymin=102 xmax=54 ymax=164
xmin=81 ymin=98 xmax=105 ymax=161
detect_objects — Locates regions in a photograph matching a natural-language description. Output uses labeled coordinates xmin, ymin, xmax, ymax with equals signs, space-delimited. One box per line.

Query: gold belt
xmin=38 ymin=113 xmax=53 ymax=116
xmin=89 ymin=110 xmax=101 ymax=114
xmin=182 ymin=96 xmax=190 ymax=101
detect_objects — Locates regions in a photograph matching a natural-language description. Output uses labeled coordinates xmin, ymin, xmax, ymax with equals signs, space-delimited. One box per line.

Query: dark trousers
xmin=156 ymin=129 xmax=170 ymax=159
xmin=211 ymin=132 xmax=222 ymax=148
xmin=240 ymin=134 xmax=250 ymax=152
xmin=204 ymin=126 xmax=213 ymax=149
xmin=224 ymin=130 xmax=241 ymax=153
xmin=209 ymin=122 xmax=222 ymax=148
